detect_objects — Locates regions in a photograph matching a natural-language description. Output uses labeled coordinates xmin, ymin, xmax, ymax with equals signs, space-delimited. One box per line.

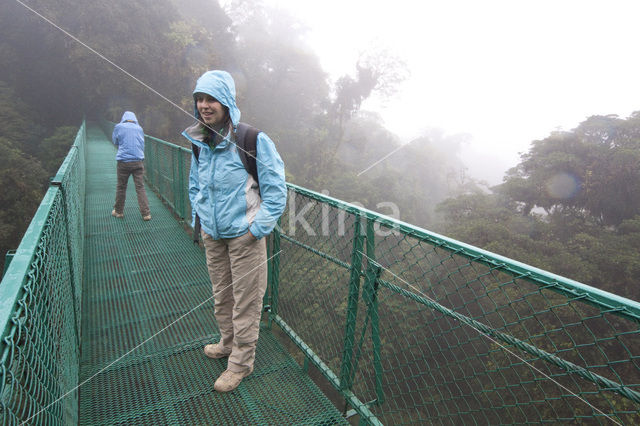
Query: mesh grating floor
xmin=78 ymin=126 xmax=347 ymax=425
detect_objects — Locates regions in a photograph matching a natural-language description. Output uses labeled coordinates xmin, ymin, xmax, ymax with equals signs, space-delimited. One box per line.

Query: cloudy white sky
xmin=256 ymin=0 xmax=640 ymax=183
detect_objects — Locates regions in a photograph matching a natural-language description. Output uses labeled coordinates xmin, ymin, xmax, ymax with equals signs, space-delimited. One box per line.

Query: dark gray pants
xmin=114 ymin=160 xmax=150 ymax=216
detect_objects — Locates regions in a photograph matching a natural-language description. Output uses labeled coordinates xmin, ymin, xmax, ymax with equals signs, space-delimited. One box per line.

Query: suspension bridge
xmin=1 ymin=121 xmax=639 ymax=424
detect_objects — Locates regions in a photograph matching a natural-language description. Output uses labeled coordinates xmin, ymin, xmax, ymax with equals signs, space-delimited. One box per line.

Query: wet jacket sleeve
xmin=188 ymin=152 xmax=200 ymax=227
xmin=249 ymin=133 xmax=287 ymax=239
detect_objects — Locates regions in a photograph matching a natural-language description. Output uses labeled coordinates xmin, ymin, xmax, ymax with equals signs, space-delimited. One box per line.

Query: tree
xmin=328 ymin=49 xmax=409 ymax=154
xmin=497 ymin=114 xmax=640 ymax=226
xmin=0 ymin=138 xmax=48 ymax=257
xmin=228 ymin=0 xmax=329 ymax=135
xmin=38 ymin=126 xmax=78 ymax=174
xmin=0 ymin=82 xmax=43 ymax=155
xmin=437 ymin=113 xmax=640 ymax=298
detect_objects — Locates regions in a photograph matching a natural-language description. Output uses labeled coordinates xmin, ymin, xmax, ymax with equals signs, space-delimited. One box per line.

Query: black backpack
xmin=191 ymin=122 xmax=260 ymax=244
xmin=191 ymin=122 xmax=261 ymax=186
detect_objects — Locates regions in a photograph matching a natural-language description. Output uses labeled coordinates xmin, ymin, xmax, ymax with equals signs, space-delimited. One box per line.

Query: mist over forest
xmin=1 ymin=0 xmax=639 ymax=301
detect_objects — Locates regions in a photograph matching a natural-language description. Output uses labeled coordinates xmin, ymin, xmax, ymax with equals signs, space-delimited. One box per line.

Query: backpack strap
xmin=235 ymin=122 xmax=260 ymax=186
xmin=191 ymin=143 xmax=201 ymax=162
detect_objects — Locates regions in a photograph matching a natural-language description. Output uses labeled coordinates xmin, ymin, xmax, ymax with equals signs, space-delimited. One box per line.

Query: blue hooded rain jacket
xmin=112 ymin=111 xmax=145 ymax=162
xmin=182 ymin=70 xmax=287 ymax=240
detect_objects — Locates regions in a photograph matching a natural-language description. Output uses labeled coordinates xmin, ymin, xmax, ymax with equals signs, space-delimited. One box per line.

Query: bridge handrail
xmin=0 ymin=121 xmax=86 ymax=424
xmin=285 ymin=183 xmax=640 ymax=321
xmin=142 ymin=131 xmax=640 ymax=423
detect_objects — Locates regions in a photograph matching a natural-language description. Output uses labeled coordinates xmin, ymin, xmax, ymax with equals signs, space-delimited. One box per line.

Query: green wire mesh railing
xmin=272 ymin=186 xmax=640 ymax=424
xmin=0 ymin=122 xmax=86 ymax=424
xmin=141 ymin=131 xmax=640 ymax=424
xmin=2 ymin=121 xmax=640 ymax=424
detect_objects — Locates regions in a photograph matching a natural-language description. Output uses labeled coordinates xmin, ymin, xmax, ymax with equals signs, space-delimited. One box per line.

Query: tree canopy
xmin=437 ymin=113 xmax=640 ymax=299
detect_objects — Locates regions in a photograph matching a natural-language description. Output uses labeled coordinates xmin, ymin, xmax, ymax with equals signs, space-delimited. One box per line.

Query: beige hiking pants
xmin=202 ymin=230 xmax=267 ymax=373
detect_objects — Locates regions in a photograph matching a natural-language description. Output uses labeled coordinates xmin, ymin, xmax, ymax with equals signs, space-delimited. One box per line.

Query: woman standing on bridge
xmin=182 ymin=70 xmax=287 ymax=392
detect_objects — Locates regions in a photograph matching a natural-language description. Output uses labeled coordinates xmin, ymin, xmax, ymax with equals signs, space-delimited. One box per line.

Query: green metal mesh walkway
xmin=78 ymin=126 xmax=346 ymax=424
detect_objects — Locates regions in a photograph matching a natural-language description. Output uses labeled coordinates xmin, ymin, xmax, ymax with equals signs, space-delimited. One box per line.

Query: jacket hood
xmin=192 ymin=70 xmax=241 ymax=127
xmin=120 ymin=111 xmax=138 ymax=124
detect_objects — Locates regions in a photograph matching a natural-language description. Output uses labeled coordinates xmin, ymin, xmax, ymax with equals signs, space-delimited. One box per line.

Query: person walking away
xmin=111 ymin=111 xmax=151 ymax=221
xmin=182 ymin=70 xmax=287 ymax=392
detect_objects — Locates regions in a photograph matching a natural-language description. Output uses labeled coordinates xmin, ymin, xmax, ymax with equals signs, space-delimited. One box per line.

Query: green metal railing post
xmin=351 ymin=219 xmax=384 ymax=405
xmin=266 ymin=234 xmax=272 ymax=327
xmin=171 ymin=145 xmax=185 ymax=219
xmin=144 ymin=136 xmax=154 ymax=187
xmin=364 ymin=219 xmax=384 ymax=405
xmin=340 ymin=214 xmax=364 ymax=391
xmin=177 ymin=146 xmax=185 ymax=219
xmin=269 ymin=219 xmax=282 ymax=326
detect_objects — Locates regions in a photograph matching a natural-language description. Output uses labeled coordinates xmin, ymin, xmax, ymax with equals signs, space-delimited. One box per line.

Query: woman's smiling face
xmin=196 ymin=93 xmax=228 ymax=127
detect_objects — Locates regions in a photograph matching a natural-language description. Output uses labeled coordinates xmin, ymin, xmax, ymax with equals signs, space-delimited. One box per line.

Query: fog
xmin=2 ymin=0 xmax=639 ymax=233
xmin=1 ymin=0 xmax=639 ymax=328
xmin=251 ymin=0 xmax=640 ymax=185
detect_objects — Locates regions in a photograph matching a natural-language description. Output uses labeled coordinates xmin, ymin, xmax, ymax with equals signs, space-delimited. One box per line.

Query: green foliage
xmin=2 ymin=0 xmax=638 ymax=303
xmin=38 ymin=126 xmax=78 ymax=173
xmin=330 ymin=50 xmax=409 ymax=128
xmin=437 ymin=113 xmax=640 ymax=300
xmin=0 ymin=81 xmax=50 ymax=256
xmin=0 ymin=137 xmax=48 ymax=257
xmin=0 ymin=0 xmax=241 ymax=253
xmin=230 ymin=2 xmax=330 ymax=137
xmin=498 ymin=114 xmax=640 ymax=226
xmin=0 ymin=0 xmax=472 ymax=251
xmin=166 ymin=20 xmax=198 ymax=49
xmin=0 ymin=82 xmax=42 ymax=155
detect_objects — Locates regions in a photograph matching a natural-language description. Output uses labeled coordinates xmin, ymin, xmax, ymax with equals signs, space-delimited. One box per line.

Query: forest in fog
xmin=0 ymin=0 xmax=639 ymax=301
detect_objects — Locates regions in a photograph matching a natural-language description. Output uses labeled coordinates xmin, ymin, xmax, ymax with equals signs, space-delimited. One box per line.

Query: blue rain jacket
xmin=112 ymin=111 xmax=145 ymax=162
xmin=182 ymin=70 xmax=287 ymax=240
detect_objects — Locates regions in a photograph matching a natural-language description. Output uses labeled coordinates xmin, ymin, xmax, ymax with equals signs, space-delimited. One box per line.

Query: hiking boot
xmin=111 ymin=209 xmax=123 ymax=218
xmin=204 ymin=343 xmax=231 ymax=359
xmin=214 ymin=367 xmax=253 ymax=393
xmin=142 ymin=214 xmax=152 ymax=221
